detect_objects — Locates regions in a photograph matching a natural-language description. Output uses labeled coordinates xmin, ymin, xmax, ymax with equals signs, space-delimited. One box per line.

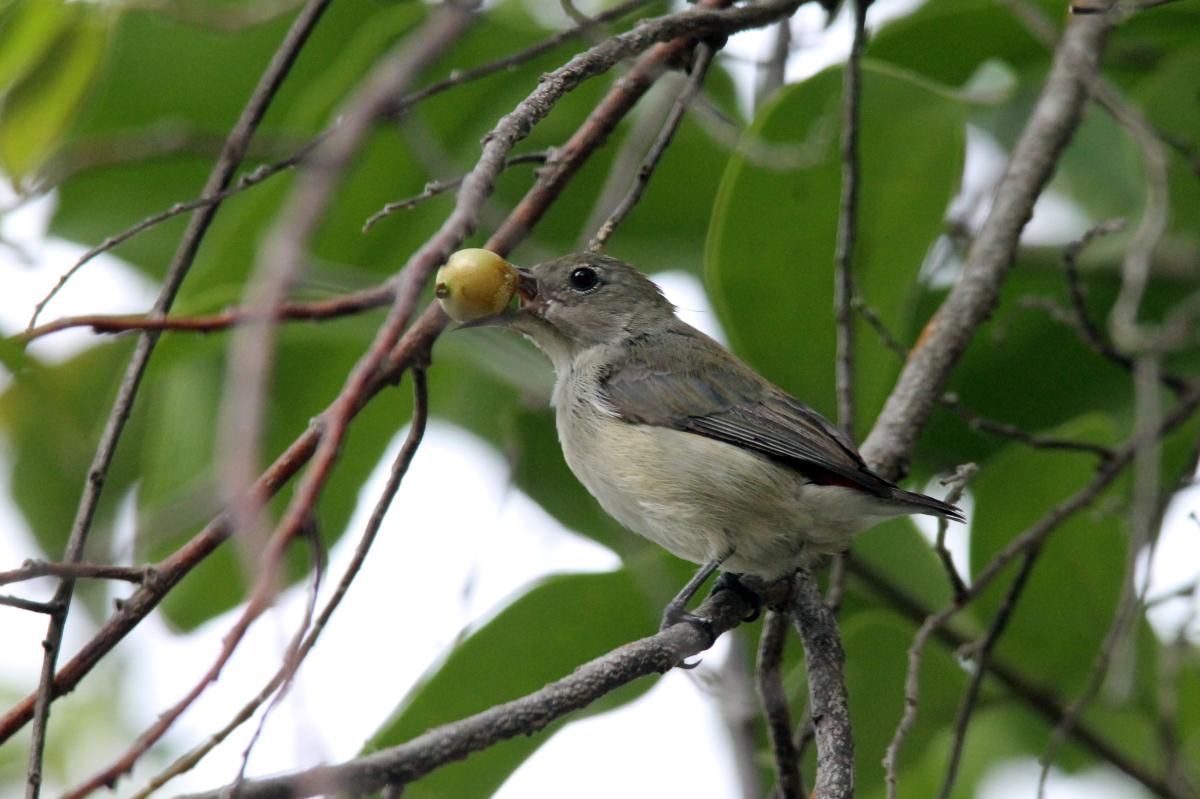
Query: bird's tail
xmin=889 ymin=486 xmax=965 ymax=523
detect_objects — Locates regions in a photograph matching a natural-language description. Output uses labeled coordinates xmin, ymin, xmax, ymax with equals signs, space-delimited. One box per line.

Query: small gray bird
xmin=475 ymin=253 xmax=962 ymax=624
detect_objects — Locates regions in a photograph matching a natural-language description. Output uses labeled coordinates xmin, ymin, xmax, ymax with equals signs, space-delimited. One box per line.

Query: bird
xmin=470 ymin=252 xmax=963 ymax=630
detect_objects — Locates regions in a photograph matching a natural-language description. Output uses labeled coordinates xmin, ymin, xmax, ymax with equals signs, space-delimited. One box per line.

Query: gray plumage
xmin=485 ymin=253 xmax=962 ymax=579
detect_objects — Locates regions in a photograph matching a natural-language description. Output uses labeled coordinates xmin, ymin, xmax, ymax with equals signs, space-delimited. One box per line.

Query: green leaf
xmin=0 ymin=340 xmax=143 ymax=621
xmin=0 ymin=0 xmax=72 ymax=91
xmin=705 ymin=64 xmax=966 ymax=428
xmin=368 ymin=569 xmax=659 ymax=799
xmin=852 ymin=517 xmax=955 ymax=612
xmin=0 ymin=4 xmax=107 ymax=183
xmin=969 ymin=413 xmax=1126 ymax=695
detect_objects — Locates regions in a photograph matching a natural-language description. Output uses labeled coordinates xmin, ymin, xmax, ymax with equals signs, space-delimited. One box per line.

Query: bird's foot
xmin=710 ymin=572 xmax=763 ymax=623
xmin=660 ymin=605 xmax=716 ymax=669
xmin=659 ymin=559 xmax=725 ymax=668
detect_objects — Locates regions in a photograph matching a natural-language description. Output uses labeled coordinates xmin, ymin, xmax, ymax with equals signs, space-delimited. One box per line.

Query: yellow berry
xmin=434 ymin=248 xmax=518 ymax=322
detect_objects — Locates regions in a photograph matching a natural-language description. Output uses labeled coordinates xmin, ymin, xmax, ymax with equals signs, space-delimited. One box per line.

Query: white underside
xmin=551 ymin=345 xmax=901 ymax=580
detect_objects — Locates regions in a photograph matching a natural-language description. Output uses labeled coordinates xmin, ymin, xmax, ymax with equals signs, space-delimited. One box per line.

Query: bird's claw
xmin=710 ymin=572 xmax=763 ymax=622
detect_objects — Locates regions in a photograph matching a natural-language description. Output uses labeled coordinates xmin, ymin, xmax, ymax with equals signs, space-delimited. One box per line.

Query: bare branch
xmin=933 ymin=463 xmax=975 ymax=602
xmin=24 ymin=144 xmax=316 ymax=330
xmin=22 ymin=3 xmax=335 ymax=797
xmin=0 ymin=596 xmax=61 ymax=615
xmin=940 ymin=393 xmax=1117 ymax=461
xmin=833 ymin=0 xmax=869 ymax=439
xmin=178 ymin=586 xmax=768 ymax=799
xmin=0 ymin=560 xmax=153 ymax=587
xmin=789 ymin=570 xmax=853 ymax=799
xmin=18 ymin=285 xmax=394 ymax=344
xmin=363 ymin=152 xmax=550 ymax=231
xmin=849 ymin=555 xmax=1188 ymax=799
xmin=589 ymin=43 xmax=715 ymax=251
xmin=938 ymin=547 xmax=1043 ymax=799
xmin=859 ymin=8 xmax=1118 ymax=479
xmin=757 ymin=609 xmax=803 ymax=799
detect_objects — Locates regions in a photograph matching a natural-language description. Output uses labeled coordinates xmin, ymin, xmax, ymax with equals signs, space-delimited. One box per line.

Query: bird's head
xmin=479 ymin=253 xmax=676 ymax=367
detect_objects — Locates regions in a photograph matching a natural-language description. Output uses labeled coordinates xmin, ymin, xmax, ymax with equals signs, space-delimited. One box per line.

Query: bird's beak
xmin=457 ymin=267 xmax=541 ymax=329
xmin=515 ymin=267 xmax=542 ymax=315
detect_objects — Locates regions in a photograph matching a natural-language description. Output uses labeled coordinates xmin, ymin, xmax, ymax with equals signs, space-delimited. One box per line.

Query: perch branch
xmin=790 ymin=570 xmax=853 ymax=799
xmin=178 ymin=587 xmax=767 ymax=799
xmin=757 ymin=609 xmax=803 ymax=799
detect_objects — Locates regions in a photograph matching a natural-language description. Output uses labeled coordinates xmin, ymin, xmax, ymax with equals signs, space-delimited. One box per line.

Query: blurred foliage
xmin=1 ymin=0 xmax=1199 ymax=796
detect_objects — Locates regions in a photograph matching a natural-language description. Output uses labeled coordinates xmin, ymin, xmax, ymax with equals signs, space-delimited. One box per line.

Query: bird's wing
xmin=599 ymin=325 xmax=895 ymax=496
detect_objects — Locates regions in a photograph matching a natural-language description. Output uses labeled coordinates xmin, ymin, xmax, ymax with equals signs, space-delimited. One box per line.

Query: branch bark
xmin=859 ymin=7 xmax=1117 ymax=479
xmin=178 ymin=588 xmax=767 ymax=799
xmin=790 ymin=571 xmax=853 ymax=799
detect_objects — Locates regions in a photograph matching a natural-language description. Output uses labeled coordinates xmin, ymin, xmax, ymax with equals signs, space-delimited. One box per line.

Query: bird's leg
xmin=709 ymin=572 xmax=763 ymax=622
xmin=659 ymin=557 xmax=723 ymax=638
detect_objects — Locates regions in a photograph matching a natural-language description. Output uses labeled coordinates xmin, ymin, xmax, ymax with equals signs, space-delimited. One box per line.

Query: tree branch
xmin=21 ymin=3 xmax=335 ymax=798
xmin=790 ymin=570 xmax=853 ymax=799
xmin=833 ymin=0 xmax=869 ymax=438
xmin=859 ymin=7 xmax=1118 ymax=479
xmin=178 ymin=587 xmax=768 ymax=799
xmin=757 ymin=609 xmax=803 ymax=799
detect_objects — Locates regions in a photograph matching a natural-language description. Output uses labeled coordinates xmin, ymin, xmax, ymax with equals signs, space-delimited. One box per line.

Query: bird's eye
xmin=568 ymin=266 xmax=600 ymax=293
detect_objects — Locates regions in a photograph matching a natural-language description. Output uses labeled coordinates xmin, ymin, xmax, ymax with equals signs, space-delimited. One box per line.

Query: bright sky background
xmin=1 ymin=2 xmax=1197 ymax=797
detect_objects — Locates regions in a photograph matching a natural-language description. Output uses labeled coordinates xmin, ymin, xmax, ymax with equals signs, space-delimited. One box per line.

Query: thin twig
xmin=755 ymin=18 xmax=791 ymax=106
xmin=933 ymin=463 xmax=975 ymax=602
xmin=63 ymin=11 xmax=478 ymax=798
xmin=18 ymin=285 xmax=394 ymax=344
xmin=850 ymin=553 xmax=1187 ymax=799
xmin=789 ymin=569 xmax=853 ymax=799
xmin=0 ymin=596 xmax=61 ymax=614
xmin=24 ymin=145 xmax=317 ymax=330
xmin=382 ymin=0 xmax=659 ymax=119
xmin=1 ymin=0 xmax=762 ymax=750
xmin=22 ymin=4 xmax=335 ymax=798
xmin=1060 ymin=220 xmax=1192 ymax=395
xmin=130 ymin=369 xmax=429 ymax=798
xmin=882 ymin=383 xmax=1200 ymax=799
xmin=833 ymin=0 xmax=869 ymax=439
xmin=588 ymin=43 xmax=716 ymax=251
xmin=938 ymin=546 xmax=1043 ymax=799
xmin=852 ymin=295 xmax=909 ymax=359
xmin=0 ymin=560 xmax=153 ymax=587
xmin=757 ymin=609 xmax=803 ymax=799
xmin=940 ymin=393 xmax=1117 ymax=461
xmin=178 ymin=583 xmax=773 ymax=799
xmin=363 ymin=152 xmax=549 ymax=231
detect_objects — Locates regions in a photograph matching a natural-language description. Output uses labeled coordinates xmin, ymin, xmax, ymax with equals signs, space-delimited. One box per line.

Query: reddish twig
xmin=21 ymin=3 xmax=336 ymax=797
xmin=17 ymin=285 xmax=394 ymax=343
xmin=130 ymin=369 xmax=430 ymax=798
